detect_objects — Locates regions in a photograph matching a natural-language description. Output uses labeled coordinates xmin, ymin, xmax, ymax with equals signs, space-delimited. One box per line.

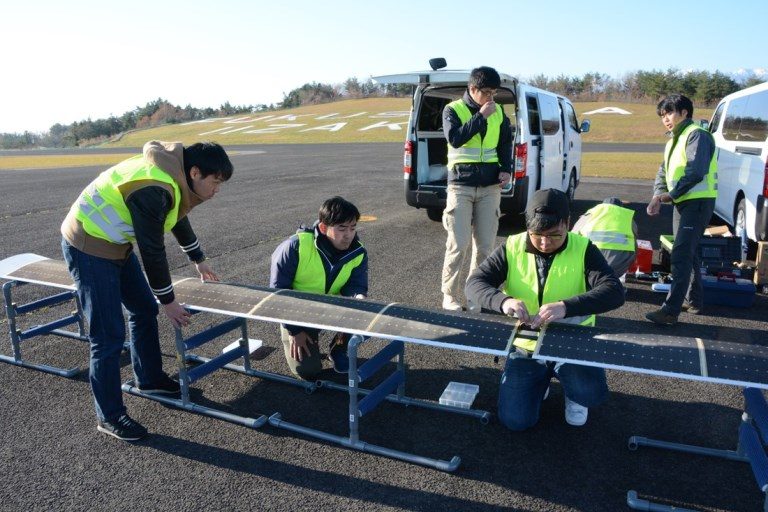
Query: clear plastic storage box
xmin=439 ymin=382 xmax=480 ymax=409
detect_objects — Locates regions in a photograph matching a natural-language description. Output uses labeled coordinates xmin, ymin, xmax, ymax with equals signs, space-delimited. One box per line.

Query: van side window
xmin=722 ymin=97 xmax=745 ymax=141
xmin=526 ymin=94 xmax=541 ymax=136
xmin=740 ymin=90 xmax=768 ymax=142
xmin=539 ymin=95 xmax=561 ymax=135
xmin=722 ymin=91 xmax=768 ymax=142
xmin=564 ymin=103 xmax=579 ymax=131
xmin=709 ymin=103 xmax=724 ymax=134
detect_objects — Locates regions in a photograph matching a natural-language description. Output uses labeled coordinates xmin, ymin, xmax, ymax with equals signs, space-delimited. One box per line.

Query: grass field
xmin=582 ymin=153 xmax=660 ymax=180
xmin=0 ymin=98 xmax=713 ymax=175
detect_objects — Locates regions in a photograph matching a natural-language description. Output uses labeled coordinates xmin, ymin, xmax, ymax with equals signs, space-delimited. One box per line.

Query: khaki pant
xmin=441 ymin=183 xmax=501 ymax=301
xmin=280 ymin=326 xmax=323 ymax=380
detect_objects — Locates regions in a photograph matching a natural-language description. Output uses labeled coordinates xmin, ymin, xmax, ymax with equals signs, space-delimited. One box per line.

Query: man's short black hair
xmin=469 ymin=66 xmax=501 ymax=90
xmin=319 ymin=196 xmax=360 ymax=226
xmin=657 ymin=94 xmax=694 ymax=119
xmin=183 ymin=142 xmax=233 ymax=180
xmin=525 ymin=188 xmax=570 ymax=232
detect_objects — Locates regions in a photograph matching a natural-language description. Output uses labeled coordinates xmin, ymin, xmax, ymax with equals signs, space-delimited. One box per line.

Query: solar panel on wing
xmin=1 ymin=255 xmax=516 ymax=356
xmin=534 ymin=323 xmax=768 ymax=389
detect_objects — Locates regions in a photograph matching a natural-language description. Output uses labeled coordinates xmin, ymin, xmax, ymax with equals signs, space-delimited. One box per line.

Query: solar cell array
xmin=534 ymin=323 xmax=768 ymax=389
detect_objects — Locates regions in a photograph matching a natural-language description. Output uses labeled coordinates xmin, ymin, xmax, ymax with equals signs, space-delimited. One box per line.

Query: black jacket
xmin=442 ymin=90 xmax=513 ymax=187
xmin=465 ymin=235 xmax=624 ymax=318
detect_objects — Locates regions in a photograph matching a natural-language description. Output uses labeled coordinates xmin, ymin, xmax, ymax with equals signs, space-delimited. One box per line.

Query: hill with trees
xmin=1 ymin=68 xmax=764 ymax=150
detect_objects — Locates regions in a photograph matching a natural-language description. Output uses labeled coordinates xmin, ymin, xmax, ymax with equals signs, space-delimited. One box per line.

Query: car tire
xmin=426 ymin=207 xmax=443 ymax=222
xmin=566 ymin=171 xmax=577 ymax=202
xmin=734 ymin=197 xmax=747 ymax=237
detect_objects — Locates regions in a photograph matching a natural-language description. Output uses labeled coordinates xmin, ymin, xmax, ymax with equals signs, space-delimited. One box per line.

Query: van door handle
xmin=735 ymin=146 xmax=762 ymax=156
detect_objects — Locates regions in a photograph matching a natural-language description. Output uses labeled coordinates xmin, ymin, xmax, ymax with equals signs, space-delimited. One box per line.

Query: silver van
xmin=708 ymin=81 xmax=768 ymax=242
xmin=374 ymin=61 xmax=590 ymax=221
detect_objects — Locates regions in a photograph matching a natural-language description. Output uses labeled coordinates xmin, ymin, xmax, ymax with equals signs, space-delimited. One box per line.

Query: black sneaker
xmin=328 ymin=332 xmax=351 ymax=374
xmin=97 ymin=414 xmax=148 ymax=441
xmin=645 ymin=309 xmax=678 ymax=326
xmin=137 ymin=374 xmax=181 ymax=395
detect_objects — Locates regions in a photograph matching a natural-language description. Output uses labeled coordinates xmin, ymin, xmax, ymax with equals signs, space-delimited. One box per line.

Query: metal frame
xmin=122 ymin=311 xmax=315 ymax=430
xmin=626 ymin=388 xmax=768 ymax=512
xmin=1 ymin=280 xmax=87 ymax=377
xmin=270 ymin=334 xmax=491 ymax=472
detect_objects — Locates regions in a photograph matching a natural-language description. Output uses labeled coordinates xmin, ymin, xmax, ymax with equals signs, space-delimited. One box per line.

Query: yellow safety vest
xmin=505 ymin=232 xmax=594 ymax=351
xmin=74 ymin=155 xmax=181 ymax=244
xmin=293 ymin=231 xmax=365 ymax=295
xmin=576 ymin=203 xmax=635 ymax=252
xmin=446 ymin=99 xmax=503 ymax=170
xmin=664 ymin=122 xmax=718 ymax=202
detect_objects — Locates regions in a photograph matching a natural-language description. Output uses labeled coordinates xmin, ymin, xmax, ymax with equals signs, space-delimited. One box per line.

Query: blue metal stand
xmin=1 ymin=280 xmax=87 ymax=377
xmin=627 ymin=388 xmax=768 ymax=511
xmin=269 ymin=334 xmax=479 ymax=472
xmin=122 ymin=311 xmax=315 ymax=429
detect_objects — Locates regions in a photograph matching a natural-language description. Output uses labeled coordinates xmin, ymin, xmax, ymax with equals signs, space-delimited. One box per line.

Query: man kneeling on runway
xmin=270 ymin=196 xmax=368 ymax=379
xmin=61 ymin=140 xmax=233 ymax=441
xmin=466 ymin=189 xmax=624 ymax=429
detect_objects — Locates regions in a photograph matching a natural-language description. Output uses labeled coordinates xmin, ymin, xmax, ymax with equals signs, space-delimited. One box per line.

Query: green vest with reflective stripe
xmin=505 ymin=232 xmax=594 ymax=351
xmin=446 ymin=99 xmax=503 ymax=170
xmin=577 ymin=203 xmax=635 ymax=252
xmin=75 ymin=155 xmax=181 ymax=244
xmin=293 ymin=232 xmax=365 ymax=295
xmin=664 ymin=122 xmax=718 ymax=202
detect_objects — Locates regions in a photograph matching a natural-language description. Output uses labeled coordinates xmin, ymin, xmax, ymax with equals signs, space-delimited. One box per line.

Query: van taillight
xmin=763 ymin=159 xmax=768 ymax=197
xmin=403 ymin=141 xmax=413 ymax=175
xmin=514 ymin=143 xmax=527 ymax=179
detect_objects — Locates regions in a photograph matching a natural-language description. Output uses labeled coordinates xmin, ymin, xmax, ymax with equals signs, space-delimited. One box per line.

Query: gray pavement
xmin=0 ymin=143 xmax=765 ymax=511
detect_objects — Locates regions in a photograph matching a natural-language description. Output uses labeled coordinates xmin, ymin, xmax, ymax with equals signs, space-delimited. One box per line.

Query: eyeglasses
xmin=477 ymin=88 xmax=497 ymax=97
xmin=529 ymin=231 xmax=565 ymax=241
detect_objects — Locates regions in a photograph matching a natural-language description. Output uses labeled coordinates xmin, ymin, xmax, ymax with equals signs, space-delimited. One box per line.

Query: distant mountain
xmin=733 ymin=68 xmax=768 ymax=82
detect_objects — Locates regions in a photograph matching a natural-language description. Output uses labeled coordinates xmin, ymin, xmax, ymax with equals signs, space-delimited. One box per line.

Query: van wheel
xmin=734 ymin=198 xmax=747 ymax=236
xmin=566 ymin=171 xmax=577 ymax=202
xmin=426 ymin=207 xmax=444 ymax=222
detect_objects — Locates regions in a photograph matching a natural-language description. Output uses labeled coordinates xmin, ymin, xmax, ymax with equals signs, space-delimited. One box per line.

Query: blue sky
xmin=2 ymin=0 xmax=765 ymax=133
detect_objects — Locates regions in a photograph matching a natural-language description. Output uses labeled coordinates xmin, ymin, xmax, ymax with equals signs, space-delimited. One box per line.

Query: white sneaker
xmin=442 ymin=295 xmax=462 ymax=311
xmin=564 ymin=396 xmax=588 ymax=426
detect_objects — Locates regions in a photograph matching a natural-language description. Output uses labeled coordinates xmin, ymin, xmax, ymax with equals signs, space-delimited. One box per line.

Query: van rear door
xmin=537 ymin=92 xmax=565 ymax=190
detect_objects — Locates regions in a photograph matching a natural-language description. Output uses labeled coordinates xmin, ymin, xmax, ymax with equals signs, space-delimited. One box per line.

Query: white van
xmin=374 ymin=60 xmax=590 ymax=221
xmin=708 ymin=81 xmax=768 ymax=242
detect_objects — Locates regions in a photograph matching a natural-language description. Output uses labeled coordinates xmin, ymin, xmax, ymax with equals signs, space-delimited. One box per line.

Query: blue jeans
xmin=498 ymin=352 xmax=608 ymax=431
xmin=61 ymin=238 xmax=164 ymax=422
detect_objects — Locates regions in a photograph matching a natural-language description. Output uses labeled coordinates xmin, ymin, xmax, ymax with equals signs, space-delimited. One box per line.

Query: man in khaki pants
xmin=441 ymin=66 xmax=513 ymax=311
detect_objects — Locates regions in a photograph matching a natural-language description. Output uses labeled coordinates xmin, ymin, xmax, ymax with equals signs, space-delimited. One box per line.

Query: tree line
xmin=1 ymin=69 xmax=764 ymax=149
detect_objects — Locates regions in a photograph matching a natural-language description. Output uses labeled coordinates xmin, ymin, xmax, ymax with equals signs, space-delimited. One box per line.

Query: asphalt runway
xmin=0 ymin=142 xmax=765 ymax=512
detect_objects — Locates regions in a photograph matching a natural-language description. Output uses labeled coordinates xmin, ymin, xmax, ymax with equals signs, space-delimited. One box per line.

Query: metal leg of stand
xmin=121 ymin=317 xmax=267 ymax=429
xmin=268 ymin=334 xmax=462 ymax=472
xmin=626 ymin=490 xmax=697 ymax=512
xmin=628 ymin=435 xmax=748 ymax=462
xmin=317 ymin=336 xmax=491 ymax=424
xmin=184 ymin=354 xmax=316 ymax=394
xmin=626 ymin=418 xmax=750 ymax=511
xmin=122 ymin=380 xmax=266 ymax=428
xmin=1 ymin=280 xmax=85 ymax=377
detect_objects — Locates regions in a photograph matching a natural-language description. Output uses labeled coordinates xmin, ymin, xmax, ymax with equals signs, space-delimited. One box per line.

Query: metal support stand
xmin=123 ymin=312 xmax=315 ymax=429
xmin=627 ymin=388 xmax=768 ymax=511
xmin=269 ymin=334 xmax=466 ymax=472
xmin=1 ymin=280 xmax=87 ymax=377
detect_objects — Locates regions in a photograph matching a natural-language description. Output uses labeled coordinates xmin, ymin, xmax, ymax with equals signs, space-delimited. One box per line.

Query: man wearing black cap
xmin=466 ymin=189 xmax=624 ymax=430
